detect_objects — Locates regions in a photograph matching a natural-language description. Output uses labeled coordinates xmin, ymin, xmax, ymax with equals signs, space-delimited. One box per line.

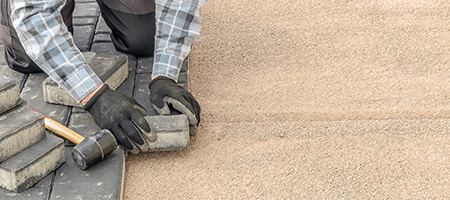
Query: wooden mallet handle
xmin=31 ymin=107 xmax=85 ymax=144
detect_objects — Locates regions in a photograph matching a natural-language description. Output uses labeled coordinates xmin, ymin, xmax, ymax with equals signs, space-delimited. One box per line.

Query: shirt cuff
xmin=152 ymin=53 xmax=183 ymax=82
xmin=59 ymin=67 xmax=104 ymax=102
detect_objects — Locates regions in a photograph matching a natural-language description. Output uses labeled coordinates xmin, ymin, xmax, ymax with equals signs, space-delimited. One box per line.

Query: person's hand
xmin=83 ymin=84 xmax=151 ymax=150
xmin=149 ymin=76 xmax=201 ymax=129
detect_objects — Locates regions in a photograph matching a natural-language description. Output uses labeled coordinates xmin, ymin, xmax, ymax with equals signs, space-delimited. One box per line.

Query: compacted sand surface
xmin=124 ymin=1 xmax=450 ymax=198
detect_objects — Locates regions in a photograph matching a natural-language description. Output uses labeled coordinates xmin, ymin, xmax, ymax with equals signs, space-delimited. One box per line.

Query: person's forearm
xmin=152 ymin=0 xmax=207 ymax=82
xmin=10 ymin=0 xmax=103 ymax=102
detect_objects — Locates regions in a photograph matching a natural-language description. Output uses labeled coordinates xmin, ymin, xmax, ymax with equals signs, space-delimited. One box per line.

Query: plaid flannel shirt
xmin=10 ymin=0 xmax=206 ymax=102
xmin=153 ymin=0 xmax=206 ymax=81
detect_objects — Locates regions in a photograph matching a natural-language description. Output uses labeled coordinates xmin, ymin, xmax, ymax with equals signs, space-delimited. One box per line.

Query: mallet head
xmin=72 ymin=129 xmax=117 ymax=170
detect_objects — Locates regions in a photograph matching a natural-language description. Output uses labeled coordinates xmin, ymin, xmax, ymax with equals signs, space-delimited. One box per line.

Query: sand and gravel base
xmin=124 ymin=1 xmax=450 ymax=198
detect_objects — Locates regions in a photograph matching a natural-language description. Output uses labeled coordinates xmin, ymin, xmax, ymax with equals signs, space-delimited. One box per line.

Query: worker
xmin=0 ymin=0 xmax=204 ymax=151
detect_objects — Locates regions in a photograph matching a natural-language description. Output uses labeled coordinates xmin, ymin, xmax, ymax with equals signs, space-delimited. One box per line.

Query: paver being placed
xmin=0 ymin=106 xmax=45 ymax=162
xmin=0 ymin=75 xmax=21 ymax=115
xmin=141 ymin=115 xmax=190 ymax=152
xmin=43 ymin=52 xmax=129 ymax=107
xmin=0 ymin=134 xmax=65 ymax=193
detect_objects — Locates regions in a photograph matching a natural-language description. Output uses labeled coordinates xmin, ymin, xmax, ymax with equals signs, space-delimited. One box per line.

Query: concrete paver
xmin=0 ymin=187 xmax=50 ymax=200
xmin=0 ymin=75 xmax=20 ymax=115
xmin=21 ymin=73 xmax=71 ymax=124
xmin=95 ymin=16 xmax=112 ymax=34
xmin=43 ymin=53 xmax=128 ymax=107
xmin=0 ymin=106 xmax=45 ymax=163
xmin=73 ymin=25 xmax=95 ymax=51
xmin=90 ymin=42 xmax=120 ymax=54
xmin=0 ymin=134 xmax=64 ymax=193
xmin=142 ymin=115 xmax=190 ymax=152
xmin=72 ymin=17 xmax=96 ymax=26
xmin=72 ymin=2 xmax=100 ymax=18
xmin=93 ymin=33 xmax=112 ymax=43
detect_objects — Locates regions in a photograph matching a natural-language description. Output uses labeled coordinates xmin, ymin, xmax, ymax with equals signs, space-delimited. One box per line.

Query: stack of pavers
xmin=0 ymin=74 xmax=65 ymax=193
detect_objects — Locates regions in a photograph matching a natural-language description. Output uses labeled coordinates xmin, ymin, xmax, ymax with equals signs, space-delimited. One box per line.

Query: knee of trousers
xmin=111 ymin=26 xmax=156 ymax=57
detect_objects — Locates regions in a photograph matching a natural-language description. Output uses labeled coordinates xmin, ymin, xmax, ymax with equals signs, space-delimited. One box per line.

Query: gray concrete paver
xmin=72 ymin=3 xmax=100 ymax=18
xmin=91 ymin=42 xmax=120 ymax=54
xmin=0 ymin=75 xmax=21 ymax=115
xmin=0 ymin=187 xmax=49 ymax=200
xmin=73 ymin=25 xmax=95 ymax=51
xmin=0 ymin=133 xmax=65 ymax=193
xmin=0 ymin=105 xmax=45 ymax=163
xmin=95 ymin=16 xmax=112 ymax=34
xmin=116 ymin=55 xmax=137 ymax=97
xmin=137 ymin=57 xmax=153 ymax=74
xmin=50 ymin=146 xmax=125 ymax=200
xmin=21 ymin=73 xmax=71 ymax=124
xmin=93 ymin=33 xmax=112 ymax=43
xmin=73 ymin=17 xmax=97 ymax=26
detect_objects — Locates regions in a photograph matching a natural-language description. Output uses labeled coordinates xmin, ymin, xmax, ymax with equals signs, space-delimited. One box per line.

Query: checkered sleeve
xmin=153 ymin=0 xmax=206 ymax=82
xmin=10 ymin=0 xmax=103 ymax=102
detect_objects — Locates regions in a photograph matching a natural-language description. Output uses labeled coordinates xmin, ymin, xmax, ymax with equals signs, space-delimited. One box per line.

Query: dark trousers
xmin=0 ymin=0 xmax=156 ymax=73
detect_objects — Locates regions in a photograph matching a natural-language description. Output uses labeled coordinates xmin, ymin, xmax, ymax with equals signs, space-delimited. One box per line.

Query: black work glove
xmin=149 ymin=76 xmax=201 ymax=128
xmin=83 ymin=84 xmax=151 ymax=150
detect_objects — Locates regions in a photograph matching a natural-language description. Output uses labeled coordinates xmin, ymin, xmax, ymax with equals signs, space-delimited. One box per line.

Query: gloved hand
xmin=83 ymin=84 xmax=151 ymax=150
xmin=149 ymin=76 xmax=201 ymax=127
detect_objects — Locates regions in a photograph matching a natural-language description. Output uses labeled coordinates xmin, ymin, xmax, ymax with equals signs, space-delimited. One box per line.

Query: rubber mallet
xmin=31 ymin=108 xmax=117 ymax=170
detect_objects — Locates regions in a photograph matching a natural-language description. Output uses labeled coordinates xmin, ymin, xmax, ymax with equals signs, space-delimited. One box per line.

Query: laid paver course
xmin=92 ymin=33 xmax=112 ymax=43
xmin=115 ymin=55 xmax=137 ymax=97
xmin=50 ymin=146 xmax=125 ymax=200
xmin=73 ymin=25 xmax=95 ymax=51
xmin=0 ymin=45 xmax=26 ymax=85
xmin=0 ymin=105 xmax=45 ymax=163
xmin=68 ymin=112 xmax=101 ymax=140
xmin=72 ymin=17 xmax=96 ymax=26
xmin=72 ymin=2 xmax=99 ymax=18
xmin=0 ymin=75 xmax=21 ymax=115
xmin=0 ymin=187 xmax=50 ymax=200
xmin=0 ymin=133 xmax=65 ymax=193
xmin=21 ymin=73 xmax=71 ymax=124
xmin=136 ymin=57 xmax=153 ymax=74
xmin=95 ymin=16 xmax=112 ymax=34
xmin=0 ymin=44 xmax=5 ymax=65
xmin=133 ymin=83 xmax=158 ymax=115
xmin=74 ymin=0 xmax=96 ymax=3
